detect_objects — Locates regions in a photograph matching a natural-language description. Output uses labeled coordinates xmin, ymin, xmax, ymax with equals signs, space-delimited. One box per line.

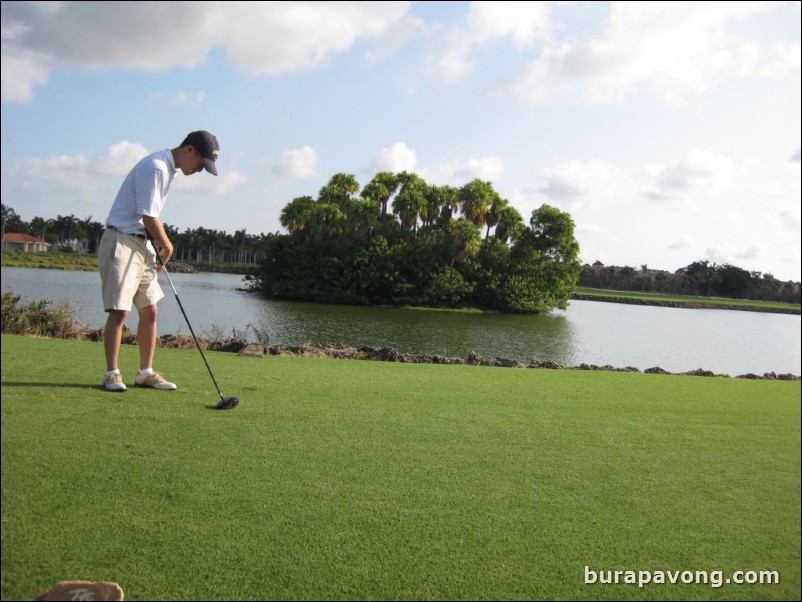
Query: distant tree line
xmin=250 ymin=172 xmax=582 ymax=313
xmin=579 ymin=260 xmax=800 ymax=304
xmin=1 ymin=203 xmax=271 ymax=264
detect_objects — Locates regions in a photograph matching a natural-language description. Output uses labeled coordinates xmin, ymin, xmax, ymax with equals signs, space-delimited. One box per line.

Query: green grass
xmin=0 ymin=251 xmax=98 ymax=271
xmin=574 ymin=287 xmax=800 ymax=313
xmin=0 ymin=251 xmax=250 ymax=275
xmin=2 ymin=334 xmax=800 ymax=601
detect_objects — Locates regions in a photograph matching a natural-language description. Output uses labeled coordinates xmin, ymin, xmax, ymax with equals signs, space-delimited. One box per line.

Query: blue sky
xmin=2 ymin=1 xmax=800 ymax=281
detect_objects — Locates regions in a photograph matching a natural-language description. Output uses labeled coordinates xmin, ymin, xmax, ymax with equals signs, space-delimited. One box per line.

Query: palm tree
xmin=84 ymin=220 xmax=105 ymax=254
xmin=458 ymin=179 xmax=493 ymax=229
xmin=422 ymin=185 xmax=446 ymax=229
xmin=362 ymin=172 xmax=399 ymax=217
xmin=392 ymin=172 xmax=427 ymax=233
xmin=54 ymin=214 xmax=79 ymax=246
xmin=438 ymin=185 xmax=460 ymax=223
xmin=232 ymin=229 xmax=247 ymax=263
xmin=187 ymin=227 xmax=211 ymax=262
xmin=307 ymin=203 xmax=345 ymax=241
xmin=620 ymin=266 xmax=636 ymax=292
xmin=280 ymin=196 xmax=316 ymax=236
xmin=685 ymin=260 xmax=718 ymax=296
xmin=494 ymin=205 xmax=524 ymax=244
xmin=318 ymin=173 xmax=360 ymax=214
xmin=346 ymin=199 xmax=380 ymax=242
xmin=30 ymin=217 xmax=52 ymax=241
xmin=1 ymin=204 xmax=20 ymax=248
xmin=446 ymin=219 xmax=481 ymax=266
xmin=484 ymin=193 xmax=508 ymax=241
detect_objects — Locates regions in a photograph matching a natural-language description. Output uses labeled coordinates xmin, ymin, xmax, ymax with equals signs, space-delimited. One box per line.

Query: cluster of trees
xmin=1 ymin=203 xmax=270 ymax=264
xmin=579 ymin=260 xmax=800 ymax=304
xmin=251 ymin=172 xmax=582 ymax=313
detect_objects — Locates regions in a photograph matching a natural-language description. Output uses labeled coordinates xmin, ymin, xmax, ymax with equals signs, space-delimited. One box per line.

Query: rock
xmin=684 ymin=368 xmax=717 ymax=377
xmin=238 ymin=344 xmax=265 ymax=357
xmin=466 ymin=352 xmax=484 ymax=366
xmin=358 ymin=346 xmax=401 ymax=362
xmin=34 ymin=580 xmax=124 ymax=601
xmin=324 ymin=346 xmax=359 ymax=359
xmin=529 ymin=360 xmax=563 ymax=369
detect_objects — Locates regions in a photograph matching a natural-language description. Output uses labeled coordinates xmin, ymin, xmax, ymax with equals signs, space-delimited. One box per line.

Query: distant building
xmin=2 ymin=232 xmax=51 ymax=253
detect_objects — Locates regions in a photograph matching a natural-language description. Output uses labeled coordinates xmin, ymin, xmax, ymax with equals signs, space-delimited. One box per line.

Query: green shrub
xmin=1 ymin=291 xmax=80 ymax=339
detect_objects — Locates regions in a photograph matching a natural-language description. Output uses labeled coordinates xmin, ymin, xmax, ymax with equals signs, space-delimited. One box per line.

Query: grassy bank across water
xmin=2 ymin=334 xmax=799 ymax=601
xmin=573 ymin=287 xmax=801 ymax=315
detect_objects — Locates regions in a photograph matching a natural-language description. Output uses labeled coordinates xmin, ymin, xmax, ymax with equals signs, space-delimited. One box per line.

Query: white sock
xmin=138 ymin=368 xmax=154 ymax=376
xmin=105 ymin=369 xmax=120 ymax=379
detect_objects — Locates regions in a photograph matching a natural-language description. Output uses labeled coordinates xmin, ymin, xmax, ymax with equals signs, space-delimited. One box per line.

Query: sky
xmin=1 ymin=1 xmax=800 ymax=282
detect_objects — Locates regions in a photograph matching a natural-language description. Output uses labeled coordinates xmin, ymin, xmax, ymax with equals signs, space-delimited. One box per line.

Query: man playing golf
xmin=98 ymin=130 xmax=220 ymax=392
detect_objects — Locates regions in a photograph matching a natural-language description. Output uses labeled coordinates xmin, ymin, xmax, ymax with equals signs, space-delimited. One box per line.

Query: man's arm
xmin=143 ymin=215 xmax=174 ymax=268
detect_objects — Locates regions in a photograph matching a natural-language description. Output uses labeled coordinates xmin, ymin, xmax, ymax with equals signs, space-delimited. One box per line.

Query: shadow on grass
xmin=2 ymin=381 xmax=109 ymax=390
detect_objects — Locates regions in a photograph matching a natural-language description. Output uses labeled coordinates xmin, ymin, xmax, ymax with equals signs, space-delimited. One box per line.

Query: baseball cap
xmin=182 ymin=130 xmax=220 ymax=175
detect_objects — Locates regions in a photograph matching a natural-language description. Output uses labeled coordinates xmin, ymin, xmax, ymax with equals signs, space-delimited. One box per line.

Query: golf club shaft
xmin=151 ymin=243 xmax=225 ymax=401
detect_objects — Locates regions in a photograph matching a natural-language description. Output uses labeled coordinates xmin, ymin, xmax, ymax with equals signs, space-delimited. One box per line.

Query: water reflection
xmin=254 ymin=300 xmax=575 ymax=363
xmin=2 ymin=266 xmax=799 ymax=376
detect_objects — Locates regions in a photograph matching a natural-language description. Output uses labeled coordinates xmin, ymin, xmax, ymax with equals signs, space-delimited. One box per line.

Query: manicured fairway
xmin=2 ymin=334 xmax=799 ymax=600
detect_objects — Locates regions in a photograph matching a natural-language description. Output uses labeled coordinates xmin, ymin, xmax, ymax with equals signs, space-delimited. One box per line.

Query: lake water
xmin=2 ymin=266 xmax=799 ymax=377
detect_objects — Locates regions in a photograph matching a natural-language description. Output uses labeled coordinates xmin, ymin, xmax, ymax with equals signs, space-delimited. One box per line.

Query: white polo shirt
xmin=105 ymin=149 xmax=177 ymax=236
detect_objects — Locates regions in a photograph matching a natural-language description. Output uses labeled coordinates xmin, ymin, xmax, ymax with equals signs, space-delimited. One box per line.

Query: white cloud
xmin=502 ymin=1 xmax=796 ymax=105
xmin=172 ymin=168 xmax=246 ymax=196
xmin=367 ymin=143 xmax=503 ymax=187
xmin=0 ymin=45 xmax=50 ymax=102
xmin=148 ymin=91 xmax=207 ymax=108
xmin=3 ymin=153 xmax=92 ymax=192
xmin=1 ymin=141 xmax=243 ymax=197
xmin=778 ymin=207 xmax=802 ymax=231
xmin=705 ymin=243 xmax=766 ymax=266
xmin=215 ymin=2 xmax=411 ymax=74
xmin=669 ymin=235 xmax=696 ymax=250
xmin=357 ymin=9 xmax=425 ymax=64
xmin=94 ymin=141 xmax=149 ymax=176
xmin=369 ymin=141 xmax=417 ymax=174
xmin=420 ymin=156 xmax=504 ymax=185
xmin=642 ymin=149 xmax=735 ymax=201
xmin=466 ymin=1 xmax=550 ymax=49
xmin=273 ymin=146 xmax=319 ymax=179
xmin=535 ymin=149 xmax=735 ymax=208
xmin=504 ymin=146 xmax=800 ymax=276
xmin=0 ymin=1 xmax=412 ymax=101
xmin=424 ymin=1 xmax=551 ymax=84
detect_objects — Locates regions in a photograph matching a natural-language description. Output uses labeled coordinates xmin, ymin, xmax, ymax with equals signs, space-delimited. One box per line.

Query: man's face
xmin=180 ymin=147 xmax=205 ymax=176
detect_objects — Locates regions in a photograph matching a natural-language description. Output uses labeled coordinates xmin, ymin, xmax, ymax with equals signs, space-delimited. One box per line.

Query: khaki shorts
xmin=98 ymin=229 xmax=164 ymax=312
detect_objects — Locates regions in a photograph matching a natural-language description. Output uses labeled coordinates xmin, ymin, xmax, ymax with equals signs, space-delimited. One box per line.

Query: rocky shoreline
xmin=153 ymin=335 xmax=799 ymax=381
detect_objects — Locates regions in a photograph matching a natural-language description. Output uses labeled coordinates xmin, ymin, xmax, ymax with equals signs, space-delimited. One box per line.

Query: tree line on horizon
xmin=3 ymin=192 xmax=800 ymax=307
xmin=579 ymin=260 xmax=800 ymax=304
xmin=0 ymin=203 xmax=269 ymax=265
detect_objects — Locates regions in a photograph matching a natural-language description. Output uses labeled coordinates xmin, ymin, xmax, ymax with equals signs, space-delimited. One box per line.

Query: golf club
xmin=150 ymin=239 xmax=239 ymax=410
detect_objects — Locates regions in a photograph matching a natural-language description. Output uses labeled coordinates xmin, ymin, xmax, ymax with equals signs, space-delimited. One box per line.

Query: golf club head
xmin=214 ymin=396 xmax=239 ymax=410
